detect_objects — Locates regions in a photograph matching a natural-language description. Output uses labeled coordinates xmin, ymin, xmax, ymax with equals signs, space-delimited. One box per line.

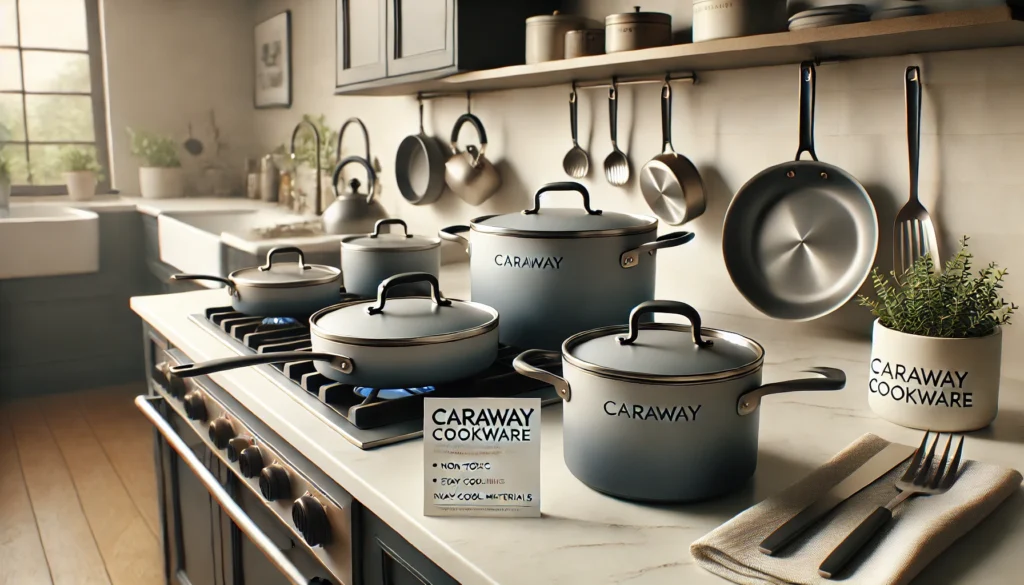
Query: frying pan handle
xmin=335 ymin=117 xmax=371 ymax=165
xmin=617 ymin=300 xmax=713 ymax=348
xmin=736 ymin=367 xmax=846 ymax=416
xmin=170 ymin=274 xmax=237 ymax=296
xmin=367 ymin=272 xmax=452 ymax=315
xmin=331 ymin=155 xmax=378 ymax=203
xmin=661 ymin=82 xmax=673 ymax=152
xmin=371 ymin=219 xmax=411 ymax=238
xmin=169 ymin=351 xmax=353 ymax=378
xmin=608 ymin=84 xmax=619 ymax=146
xmin=795 ymin=62 xmax=819 ymax=162
xmin=450 ymin=113 xmax=488 ymax=161
xmin=523 ymin=182 xmax=602 ymax=216
xmin=620 ymin=231 xmax=694 ymax=269
xmin=906 ymin=66 xmax=922 ymax=203
xmin=513 ymin=350 xmax=571 ymax=401
xmin=260 ymin=246 xmax=310 ymax=271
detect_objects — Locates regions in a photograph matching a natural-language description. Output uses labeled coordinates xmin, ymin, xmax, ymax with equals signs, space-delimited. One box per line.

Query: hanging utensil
xmin=184 ymin=123 xmax=204 ymax=156
xmin=445 ymin=113 xmax=501 ymax=205
xmin=894 ymin=66 xmax=940 ymax=274
xmin=603 ymin=81 xmax=630 ymax=186
xmin=562 ymin=86 xmax=590 ymax=179
xmin=639 ymin=81 xmax=707 ymax=225
xmin=395 ymin=97 xmax=447 ymax=205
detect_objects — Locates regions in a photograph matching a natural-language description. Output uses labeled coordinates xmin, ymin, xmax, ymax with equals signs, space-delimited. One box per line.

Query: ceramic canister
xmin=692 ymin=0 xmax=787 ymax=42
xmin=868 ymin=320 xmax=1003 ymax=432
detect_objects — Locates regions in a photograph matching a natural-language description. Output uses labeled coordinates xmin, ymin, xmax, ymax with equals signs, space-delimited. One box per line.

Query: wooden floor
xmin=0 ymin=385 xmax=162 ymax=585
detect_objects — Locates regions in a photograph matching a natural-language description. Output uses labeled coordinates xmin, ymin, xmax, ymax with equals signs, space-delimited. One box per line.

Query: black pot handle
xmin=170 ymin=274 xmax=237 ymax=296
xmin=370 ymin=219 xmax=411 ymax=238
xmin=523 ymin=182 xmax=602 ymax=216
xmin=620 ymin=231 xmax=694 ymax=269
xmin=737 ymin=367 xmax=846 ymax=416
xmin=331 ymin=155 xmax=377 ymax=203
xmin=617 ymin=300 xmax=713 ymax=348
xmin=335 ymin=117 xmax=370 ymax=165
xmin=366 ymin=272 xmax=452 ymax=315
xmin=795 ymin=61 xmax=819 ymax=162
xmin=260 ymin=246 xmax=309 ymax=271
xmin=450 ymin=113 xmax=488 ymax=155
xmin=513 ymin=350 xmax=571 ymax=401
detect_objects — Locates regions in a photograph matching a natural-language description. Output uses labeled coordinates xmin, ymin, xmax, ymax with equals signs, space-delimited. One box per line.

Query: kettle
xmin=445 ymin=113 xmax=501 ymax=206
xmin=322 ymin=156 xmax=388 ymax=235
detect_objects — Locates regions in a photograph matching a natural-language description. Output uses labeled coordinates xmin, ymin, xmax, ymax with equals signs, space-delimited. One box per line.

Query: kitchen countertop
xmin=11 ymin=194 xmax=280 ymax=215
xmin=130 ymin=264 xmax=1024 ymax=585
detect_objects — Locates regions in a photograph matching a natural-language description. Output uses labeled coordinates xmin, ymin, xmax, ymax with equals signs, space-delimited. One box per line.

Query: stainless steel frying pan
xmin=722 ymin=62 xmax=878 ymax=321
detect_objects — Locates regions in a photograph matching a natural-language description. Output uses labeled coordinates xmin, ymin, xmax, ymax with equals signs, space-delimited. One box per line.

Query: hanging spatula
xmin=894 ymin=66 xmax=940 ymax=274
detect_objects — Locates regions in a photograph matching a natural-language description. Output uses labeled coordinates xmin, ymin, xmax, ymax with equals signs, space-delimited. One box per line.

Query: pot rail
xmin=169 ymin=350 xmax=354 ymax=378
xmin=737 ymin=367 xmax=846 ymax=416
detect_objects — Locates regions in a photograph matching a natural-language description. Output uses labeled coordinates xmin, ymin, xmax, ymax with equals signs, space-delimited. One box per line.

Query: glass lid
xmin=341 ymin=219 xmax=440 ymax=251
xmin=564 ymin=301 xmax=764 ymax=382
xmin=231 ymin=247 xmax=339 ymax=288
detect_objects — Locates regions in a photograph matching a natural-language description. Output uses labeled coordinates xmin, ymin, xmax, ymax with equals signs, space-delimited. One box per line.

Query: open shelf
xmin=341 ymin=5 xmax=1024 ymax=96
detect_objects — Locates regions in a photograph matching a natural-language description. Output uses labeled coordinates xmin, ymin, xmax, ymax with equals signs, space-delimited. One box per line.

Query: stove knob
xmin=226 ymin=437 xmax=253 ymax=462
xmin=168 ymin=372 xmax=188 ymax=399
xmin=238 ymin=446 xmax=265 ymax=478
xmin=292 ymin=495 xmax=331 ymax=547
xmin=183 ymin=391 xmax=208 ymax=422
xmin=207 ymin=417 xmax=235 ymax=450
xmin=259 ymin=464 xmax=291 ymax=501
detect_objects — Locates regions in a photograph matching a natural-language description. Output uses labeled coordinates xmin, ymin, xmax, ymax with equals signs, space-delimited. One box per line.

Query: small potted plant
xmin=128 ymin=127 xmax=183 ymax=198
xmin=59 ymin=147 xmax=104 ymax=201
xmin=0 ymin=152 xmax=10 ymax=218
xmin=289 ymin=114 xmax=337 ymax=211
xmin=861 ymin=236 xmax=1015 ymax=431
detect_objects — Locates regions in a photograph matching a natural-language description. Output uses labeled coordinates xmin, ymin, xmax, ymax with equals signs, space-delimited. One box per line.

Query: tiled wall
xmin=250 ymin=0 xmax=1024 ymax=379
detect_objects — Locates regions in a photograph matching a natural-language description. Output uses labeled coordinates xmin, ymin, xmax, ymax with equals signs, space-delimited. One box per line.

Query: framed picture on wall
xmin=254 ymin=11 xmax=291 ymax=108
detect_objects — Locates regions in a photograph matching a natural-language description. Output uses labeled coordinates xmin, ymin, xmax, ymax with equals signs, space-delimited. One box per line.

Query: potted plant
xmin=128 ymin=127 xmax=183 ymax=198
xmin=288 ymin=114 xmax=337 ymax=212
xmin=861 ymin=237 xmax=1016 ymax=431
xmin=59 ymin=147 xmax=104 ymax=201
xmin=0 ymin=152 xmax=10 ymax=218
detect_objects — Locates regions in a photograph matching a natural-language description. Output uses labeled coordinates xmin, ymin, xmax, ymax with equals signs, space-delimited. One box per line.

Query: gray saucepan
xmin=396 ymin=100 xmax=447 ymax=205
xmin=722 ymin=62 xmax=878 ymax=321
xmin=513 ymin=300 xmax=846 ymax=502
xmin=340 ymin=219 xmax=441 ymax=298
xmin=639 ymin=81 xmax=706 ymax=225
xmin=171 ymin=246 xmax=341 ymax=317
xmin=168 ymin=272 xmax=499 ymax=389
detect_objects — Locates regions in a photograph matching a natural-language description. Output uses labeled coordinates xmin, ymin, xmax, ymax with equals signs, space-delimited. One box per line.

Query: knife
xmin=758 ymin=442 xmax=915 ymax=555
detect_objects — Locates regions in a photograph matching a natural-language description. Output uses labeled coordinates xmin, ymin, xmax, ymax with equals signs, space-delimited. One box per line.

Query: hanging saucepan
xmin=722 ymin=62 xmax=878 ymax=320
xmin=169 ymin=273 xmax=499 ymax=389
xmin=445 ymin=113 xmax=501 ymax=206
xmin=639 ymin=81 xmax=707 ymax=225
xmin=514 ymin=300 xmax=846 ymax=502
xmin=395 ymin=99 xmax=447 ymax=205
xmin=171 ymin=247 xmax=341 ymax=317
xmin=340 ymin=219 xmax=441 ymax=298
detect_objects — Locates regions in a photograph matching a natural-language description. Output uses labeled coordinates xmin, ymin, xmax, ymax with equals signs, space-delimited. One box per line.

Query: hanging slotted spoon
xmin=894 ymin=66 xmax=940 ymax=274
xmin=563 ymin=87 xmax=589 ymax=179
xmin=603 ymin=82 xmax=630 ymax=186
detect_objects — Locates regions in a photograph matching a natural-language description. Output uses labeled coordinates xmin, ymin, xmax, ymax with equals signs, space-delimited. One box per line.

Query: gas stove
xmin=189 ymin=306 xmax=560 ymax=449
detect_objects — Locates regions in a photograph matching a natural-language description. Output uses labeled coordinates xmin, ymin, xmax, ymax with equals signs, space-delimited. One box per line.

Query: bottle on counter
xmin=260 ymin=154 xmax=279 ymax=202
xmin=245 ymin=158 xmax=260 ymax=199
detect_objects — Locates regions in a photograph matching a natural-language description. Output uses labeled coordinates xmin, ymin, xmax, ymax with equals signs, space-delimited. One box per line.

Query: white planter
xmin=64 ymin=170 xmax=97 ymax=201
xmin=139 ymin=166 xmax=184 ymax=199
xmin=868 ymin=320 xmax=1003 ymax=432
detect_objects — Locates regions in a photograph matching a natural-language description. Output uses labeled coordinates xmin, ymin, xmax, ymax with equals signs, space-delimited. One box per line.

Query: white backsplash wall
xmin=252 ymin=0 xmax=1024 ymax=379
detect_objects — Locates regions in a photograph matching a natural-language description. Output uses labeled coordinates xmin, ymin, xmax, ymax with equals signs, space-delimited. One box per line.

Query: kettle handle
xmin=335 ymin=117 xmax=371 ymax=165
xmin=450 ymin=113 xmax=488 ymax=164
xmin=331 ymin=155 xmax=377 ymax=204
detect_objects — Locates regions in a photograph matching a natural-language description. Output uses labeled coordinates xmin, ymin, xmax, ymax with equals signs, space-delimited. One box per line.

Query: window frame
xmin=1 ymin=0 xmax=111 ymax=195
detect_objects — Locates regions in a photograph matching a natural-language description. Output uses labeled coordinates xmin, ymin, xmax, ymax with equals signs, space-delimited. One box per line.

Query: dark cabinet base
xmin=360 ymin=507 xmax=459 ymax=585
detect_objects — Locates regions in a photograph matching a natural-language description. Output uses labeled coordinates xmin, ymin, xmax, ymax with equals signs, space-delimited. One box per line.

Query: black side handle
xmin=795 ymin=61 xmax=819 ymax=162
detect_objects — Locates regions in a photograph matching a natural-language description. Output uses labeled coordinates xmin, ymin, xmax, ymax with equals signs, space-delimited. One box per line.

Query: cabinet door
xmin=386 ymin=0 xmax=455 ymax=77
xmin=336 ymin=0 xmax=387 ymax=87
xmin=361 ymin=508 xmax=458 ymax=585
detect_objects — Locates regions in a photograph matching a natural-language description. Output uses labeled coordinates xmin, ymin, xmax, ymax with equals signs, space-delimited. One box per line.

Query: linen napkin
xmin=690 ymin=433 xmax=1022 ymax=585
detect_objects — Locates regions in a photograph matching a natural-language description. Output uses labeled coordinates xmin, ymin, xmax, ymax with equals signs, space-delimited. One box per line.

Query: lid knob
xmin=634 ymin=6 xmax=640 ymax=13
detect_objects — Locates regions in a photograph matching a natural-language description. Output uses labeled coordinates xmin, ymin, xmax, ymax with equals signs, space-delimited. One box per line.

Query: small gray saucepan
xmin=169 ymin=272 xmax=499 ymax=389
xmin=340 ymin=219 xmax=441 ymax=298
xmin=171 ymin=246 xmax=341 ymax=317
xmin=513 ymin=300 xmax=846 ymax=503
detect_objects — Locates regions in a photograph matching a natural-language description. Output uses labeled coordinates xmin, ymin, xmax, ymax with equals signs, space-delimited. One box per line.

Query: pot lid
xmin=231 ymin=247 xmax=340 ymax=288
xmin=564 ymin=301 xmax=764 ymax=382
xmin=473 ymin=182 xmax=656 ymax=238
xmin=310 ymin=273 xmax=497 ymax=346
xmin=341 ymin=219 xmax=440 ymax=252
xmin=606 ymin=7 xmax=671 ymax=26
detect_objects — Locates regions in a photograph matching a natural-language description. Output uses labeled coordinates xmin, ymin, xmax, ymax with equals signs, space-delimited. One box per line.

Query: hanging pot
xmin=340 ymin=219 xmax=441 ymax=298
xmin=440 ymin=181 xmax=693 ymax=350
xmin=514 ymin=301 xmax=846 ymax=502
xmin=322 ymin=155 xmax=388 ymax=235
xmin=171 ymin=247 xmax=341 ymax=317
xmin=445 ymin=113 xmax=501 ymax=206
xmin=169 ymin=273 xmax=499 ymax=389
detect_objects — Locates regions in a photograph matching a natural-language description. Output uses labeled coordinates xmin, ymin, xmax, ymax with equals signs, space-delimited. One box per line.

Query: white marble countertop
xmin=130 ymin=265 xmax=1024 ymax=585
xmin=11 ymin=194 xmax=278 ymax=215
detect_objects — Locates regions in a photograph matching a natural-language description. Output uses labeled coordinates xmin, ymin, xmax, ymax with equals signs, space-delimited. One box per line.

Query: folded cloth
xmin=690 ymin=433 xmax=1022 ymax=585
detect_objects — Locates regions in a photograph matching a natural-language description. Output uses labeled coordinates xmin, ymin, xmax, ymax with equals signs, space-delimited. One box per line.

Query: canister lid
xmin=341 ymin=219 xmax=440 ymax=252
xmin=606 ymin=7 xmax=671 ymax=26
xmin=526 ymin=11 xmax=588 ymax=25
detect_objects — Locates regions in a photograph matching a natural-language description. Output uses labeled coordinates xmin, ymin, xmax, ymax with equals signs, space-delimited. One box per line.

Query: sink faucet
xmin=289 ymin=119 xmax=322 ymax=215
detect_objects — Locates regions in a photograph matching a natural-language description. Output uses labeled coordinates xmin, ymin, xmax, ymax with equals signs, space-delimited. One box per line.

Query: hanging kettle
xmin=322 ymin=156 xmax=388 ymax=235
xmin=445 ymin=113 xmax=501 ymax=206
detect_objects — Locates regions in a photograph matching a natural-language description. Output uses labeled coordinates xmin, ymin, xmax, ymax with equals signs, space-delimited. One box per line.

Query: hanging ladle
xmin=562 ymin=85 xmax=589 ymax=179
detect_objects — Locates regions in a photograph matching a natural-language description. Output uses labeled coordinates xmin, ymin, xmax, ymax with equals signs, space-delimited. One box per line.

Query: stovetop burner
xmin=190 ymin=306 xmax=560 ymax=449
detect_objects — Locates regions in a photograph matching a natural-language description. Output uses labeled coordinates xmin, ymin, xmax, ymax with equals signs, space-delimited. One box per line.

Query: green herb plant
xmin=286 ymin=114 xmax=337 ymax=172
xmin=860 ymin=236 xmax=1016 ymax=338
xmin=0 ymin=153 xmax=10 ymax=183
xmin=127 ymin=127 xmax=181 ymax=168
xmin=59 ymin=146 xmax=105 ymax=180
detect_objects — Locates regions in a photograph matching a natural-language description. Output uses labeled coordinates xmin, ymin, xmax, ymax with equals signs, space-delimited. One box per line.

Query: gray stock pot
xmin=341 ymin=219 xmax=441 ymax=298
xmin=514 ymin=301 xmax=846 ymax=502
xmin=440 ymin=182 xmax=694 ymax=350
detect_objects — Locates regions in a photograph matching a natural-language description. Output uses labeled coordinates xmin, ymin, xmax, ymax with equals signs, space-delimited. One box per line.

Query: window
xmin=0 ymin=0 xmax=110 ymax=194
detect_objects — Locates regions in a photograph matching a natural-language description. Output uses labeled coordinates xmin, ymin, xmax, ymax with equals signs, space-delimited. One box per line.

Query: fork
xmin=894 ymin=66 xmax=940 ymax=275
xmin=818 ymin=432 xmax=964 ymax=579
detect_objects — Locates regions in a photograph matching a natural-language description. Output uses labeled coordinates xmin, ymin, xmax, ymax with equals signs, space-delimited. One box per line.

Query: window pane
xmin=26 ymin=94 xmax=93 ymax=141
xmin=28 ymin=143 xmax=94 ymax=184
xmin=0 ymin=93 xmax=25 ymax=140
xmin=20 ymin=0 xmax=87 ymax=51
xmin=0 ymin=0 xmax=17 ymax=45
xmin=0 ymin=142 xmax=29 ymax=184
xmin=0 ymin=49 xmax=20 ymax=90
xmin=23 ymin=51 xmax=90 ymax=92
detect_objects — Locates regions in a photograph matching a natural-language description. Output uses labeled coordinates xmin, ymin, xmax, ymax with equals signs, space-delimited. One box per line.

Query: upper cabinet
xmin=336 ymin=0 xmax=559 ymax=93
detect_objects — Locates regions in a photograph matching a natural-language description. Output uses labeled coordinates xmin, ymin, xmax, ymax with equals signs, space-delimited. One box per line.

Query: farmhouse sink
xmin=0 ymin=205 xmax=100 ymax=279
